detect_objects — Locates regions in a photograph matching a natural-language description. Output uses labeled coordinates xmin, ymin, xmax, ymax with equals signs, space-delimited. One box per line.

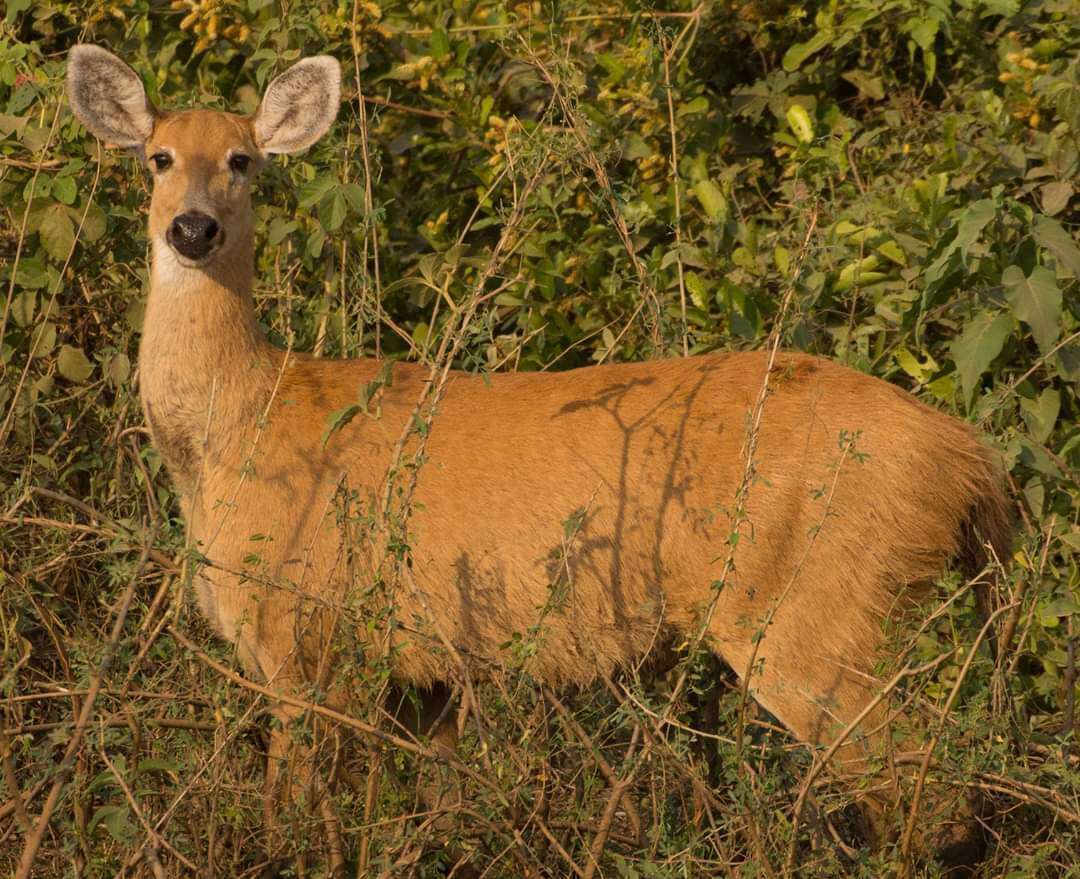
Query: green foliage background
xmin=1 ymin=0 xmax=1078 ymax=876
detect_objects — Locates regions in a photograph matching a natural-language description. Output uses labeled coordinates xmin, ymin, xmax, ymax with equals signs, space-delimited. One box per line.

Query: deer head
xmin=66 ymin=45 xmax=340 ymax=270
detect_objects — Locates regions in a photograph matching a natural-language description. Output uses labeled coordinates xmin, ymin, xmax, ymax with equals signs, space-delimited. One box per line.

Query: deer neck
xmin=141 ymin=230 xmax=276 ymax=491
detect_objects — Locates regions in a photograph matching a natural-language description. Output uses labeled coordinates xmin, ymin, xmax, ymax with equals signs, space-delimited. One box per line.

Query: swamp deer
xmin=67 ymin=45 xmax=1010 ymax=872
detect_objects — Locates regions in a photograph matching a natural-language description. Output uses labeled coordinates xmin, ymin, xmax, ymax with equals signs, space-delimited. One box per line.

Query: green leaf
xmin=1040 ymin=180 xmax=1072 ymax=216
xmin=136 ymin=757 xmax=182 ymax=776
xmin=834 ymin=255 xmax=883 ymax=292
xmin=876 ymin=240 xmax=906 ymax=266
xmin=1003 ymin=265 xmax=1062 ymax=355
xmin=322 ymin=403 xmax=362 ymax=447
xmin=12 ymin=290 xmax=35 ymax=328
xmin=29 ymin=322 xmax=57 ymax=359
xmin=841 ymin=70 xmax=884 ymax=100
xmin=921 ymin=200 xmax=996 ymax=306
xmin=52 ymin=176 xmax=77 ymax=205
xmin=677 ymin=96 xmax=710 ymax=118
xmin=1032 ymin=214 xmax=1080 ymax=280
xmin=950 ymin=311 xmax=1012 ymax=407
xmin=4 ymin=0 xmax=31 ymax=24
xmin=774 ymin=246 xmax=791 ymax=276
xmin=685 ymin=272 xmax=709 ymax=309
xmin=107 ymin=352 xmax=131 ymax=385
xmin=909 ymin=17 xmax=939 ymax=52
xmin=14 ymin=257 xmax=49 ymax=290
xmin=73 ymin=199 xmax=107 ymax=243
xmin=895 ymin=347 xmax=938 ymax=383
xmin=1040 ymin=596 xmax=1080 ymax=624
xmin=57 ymin=345 xmax=94 ymax=382
xmin=89 ymin=804 xmax=133 ymax=842
xmin=692 ymin=178 xmax=726 ymax=221
xmin=622 ymin=134 xmax=651 ymax=160
xmin=38 ymin=203 xmax=76 ymax=261
xmin=297 ymin=175 xmax=336 ymax=209
xmin=319 ymin=191 xmax=347 ymax=231
xmin=782 ymin=31 xmax=831 ymax=72
xmin=340 ymin=181 xmax=365 ymax=213
xmin=785 ymin=103 xmax=815 ymax=143
xmin=430 ymin=27 xmax=450 ymax=60
xmin=952 ymin=199 xmax=996 ymax=261
xmin=1020 ymin=388 xmax=1060 ymax=444
xmin=268 ymin=218 xmax=298 ymax=246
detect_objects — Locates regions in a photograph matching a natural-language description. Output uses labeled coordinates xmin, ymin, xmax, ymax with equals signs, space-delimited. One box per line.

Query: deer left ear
xmin=253 ymin=56 xmax=341 ymax=155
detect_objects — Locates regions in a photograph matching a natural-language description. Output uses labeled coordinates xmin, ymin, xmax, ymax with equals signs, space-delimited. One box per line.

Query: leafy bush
xmin=1 ymin=1 xmax=1078 ymax=876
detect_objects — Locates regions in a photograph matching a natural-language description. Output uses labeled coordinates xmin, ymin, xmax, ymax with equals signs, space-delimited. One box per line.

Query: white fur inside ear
xmin=253 ymin=56 xmax=341 ymax=155
xmin=66 ymin=44 xmax=156 ymax=148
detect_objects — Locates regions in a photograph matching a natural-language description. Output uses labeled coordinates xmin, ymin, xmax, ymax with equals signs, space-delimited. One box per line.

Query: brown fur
xmin=68 ymin=46 xmax=1012 ymax=863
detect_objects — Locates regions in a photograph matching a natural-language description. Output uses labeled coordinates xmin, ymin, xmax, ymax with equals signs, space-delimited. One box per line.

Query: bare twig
xmin=14 ymin=535 xmax=155 ymax=879
xmin=99 ymin=747 xmax=198 ymax=874
xmin=581 ymin=724 xmax=642 ymax=879
xmin=659 ymin=29 xmax=688 ymax=356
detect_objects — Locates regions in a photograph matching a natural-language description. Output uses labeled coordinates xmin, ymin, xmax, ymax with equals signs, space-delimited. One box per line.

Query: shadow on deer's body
xmin=66 ymin=45 xmax=1012 ymax=873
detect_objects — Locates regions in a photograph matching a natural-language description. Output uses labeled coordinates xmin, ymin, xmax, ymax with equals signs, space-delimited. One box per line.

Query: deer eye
xmin=229 ymin=154 xmax=252 ymax=174
xmin=149 ymin=152 xmax=172 ymax=172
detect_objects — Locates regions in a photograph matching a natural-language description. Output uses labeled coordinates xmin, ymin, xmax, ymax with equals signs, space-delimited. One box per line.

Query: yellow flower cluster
xmin=422 ymin=209 xmax=449 ymax=236
xmin=171 ymin=0 xmax=249 ymax=52
xmin=637 ymin=152 xmax=666 ymax=181
xmin=484 ymin=115 xmax=523 ymax=168
xmin=998 ymin=43 xmax=1050 ymax=129
xmin=351 ymin=1 xmax=392 ymax=51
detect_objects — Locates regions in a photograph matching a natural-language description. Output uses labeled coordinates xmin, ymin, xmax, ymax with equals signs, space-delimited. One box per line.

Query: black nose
xmin=167 ymin=212 xmax=221 ymax=260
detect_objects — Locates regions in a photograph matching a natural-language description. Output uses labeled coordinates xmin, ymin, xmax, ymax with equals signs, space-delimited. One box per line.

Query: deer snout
xmin=167 ymin=212 xmax=223 ymax=261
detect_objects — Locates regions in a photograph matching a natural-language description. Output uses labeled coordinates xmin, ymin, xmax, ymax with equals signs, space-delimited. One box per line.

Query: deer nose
xmin=167 ymin=212 xmax=222 ymax=260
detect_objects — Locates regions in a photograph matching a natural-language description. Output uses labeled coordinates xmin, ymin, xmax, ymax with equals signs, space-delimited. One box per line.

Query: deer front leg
xmin=262 ymin=703 xmax=347 ymax=878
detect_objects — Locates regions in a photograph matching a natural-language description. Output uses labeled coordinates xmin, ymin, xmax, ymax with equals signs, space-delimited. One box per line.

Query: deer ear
xmin=67 ymin=45 xmax=156 ymax=149
xmin=253 ymin=56 xmax=340 ymax=155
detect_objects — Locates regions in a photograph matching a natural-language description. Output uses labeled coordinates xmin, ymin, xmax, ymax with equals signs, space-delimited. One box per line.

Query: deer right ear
xmin=66 ymin=45 xmax=156 ymax=149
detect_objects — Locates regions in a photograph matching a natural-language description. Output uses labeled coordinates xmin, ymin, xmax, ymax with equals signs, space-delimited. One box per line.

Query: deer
xmin=66 ymin=44 xmax=1011 ymax=875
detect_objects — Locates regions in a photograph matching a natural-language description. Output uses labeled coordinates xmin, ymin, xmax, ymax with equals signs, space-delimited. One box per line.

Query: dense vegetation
xmin=2 ymin=1 xmax=1078 ymax=876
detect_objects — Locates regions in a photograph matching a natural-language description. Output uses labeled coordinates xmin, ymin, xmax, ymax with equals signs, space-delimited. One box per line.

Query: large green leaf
xmin=949 ymin=310 xmax=1013 ymax=407
xmin=73 ymin=199 xmax=108 ymax=244
xmin=1032 ymin=214 xmax=1080 ymax=280
xmin=1020 ymin=388 xmax=1061 ymax=444
xmin=1003 ymin=265 xmax=1062 ymax=356
xmin=296 ymin=175 xmax=336 ymax=209
xmin=841 ymin=70 xmax=884 ymax=100
xmin=952 ymin=199 xmax=996 ymax=260
xmin=38 ymin=202 xmax=76 ymax=261
xmin=28 ymin=321 xmax=57 ymax=359
xmin=692 ymin=178 xmax=726 ymax=221
xmin=781 ymin=31 xmax=831 ymax=72
xmin=319 ymin=191 xmax=348 ymax=231
xmin=57 ymin=345 xmax=94 ymax=383
xmin=921 ymin=200 xmax=997 ymax=306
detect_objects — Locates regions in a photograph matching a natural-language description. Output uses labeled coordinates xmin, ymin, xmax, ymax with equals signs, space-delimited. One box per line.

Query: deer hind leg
xmin=388 ymin=684 xmax=469 ymax=827
xmin=373 ymin=685 xmax=483 ymax=877
xmin=709 ymin=607 xmax=984 ymax=873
